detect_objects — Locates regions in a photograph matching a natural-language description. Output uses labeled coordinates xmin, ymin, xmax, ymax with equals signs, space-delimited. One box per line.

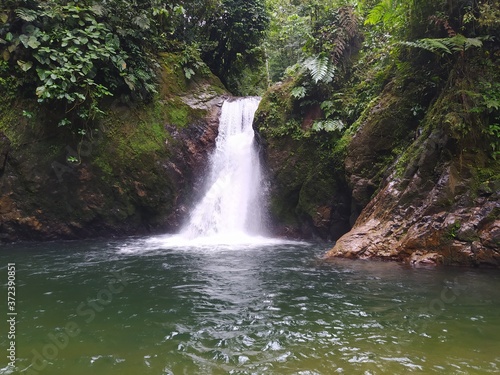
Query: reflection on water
xmin=1 ymin=238 xmax=499 ymax=375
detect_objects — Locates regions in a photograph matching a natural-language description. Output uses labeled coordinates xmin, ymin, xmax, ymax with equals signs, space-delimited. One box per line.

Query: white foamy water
xmin=181 ymin=97 xmax=264 ymax=239
xmin=117 ymin=233 xmax=308 ymax=254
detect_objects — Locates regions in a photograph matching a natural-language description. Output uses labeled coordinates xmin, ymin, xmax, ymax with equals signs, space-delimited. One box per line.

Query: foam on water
xmin=117 ymin=233 xmax=309 ymax=254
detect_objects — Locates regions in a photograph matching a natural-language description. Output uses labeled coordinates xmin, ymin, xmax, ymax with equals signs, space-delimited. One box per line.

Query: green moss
xmin=256 ymin=79 xmax=296 ymax=138
xmin=93 ymin=156 xmax=114 ymax=179
xmin=270 ymin=188 xmax=301 ymax=225
xmin=158 ymin=52 xmax=188 ymax=95
xmin=0 ymin=100 xmax=35 ymax=147
xmin=165 ymin=100 xmax=190 ymax=128
xmin=297 ymin=171 xmax=337 ymax=217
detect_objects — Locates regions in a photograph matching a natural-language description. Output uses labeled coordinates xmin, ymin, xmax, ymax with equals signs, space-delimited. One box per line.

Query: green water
xmin=1 ymin=237 xmax=500 ymax=375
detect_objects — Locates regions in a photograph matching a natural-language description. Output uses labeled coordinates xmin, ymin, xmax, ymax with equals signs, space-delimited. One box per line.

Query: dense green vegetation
xmin=262 ymin=0 xmax=500 ymax=159
xmin=0 ymin=0 xmax=269 ymax=136
xmin=251 ymin=0 xmax=500 ymax=237
xmin=1 ymin=0 xmax=499 ymax=171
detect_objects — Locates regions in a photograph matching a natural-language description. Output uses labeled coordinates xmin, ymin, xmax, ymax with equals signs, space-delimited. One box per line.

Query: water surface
xmin=1 ymin=238 xmax=499 ymax=374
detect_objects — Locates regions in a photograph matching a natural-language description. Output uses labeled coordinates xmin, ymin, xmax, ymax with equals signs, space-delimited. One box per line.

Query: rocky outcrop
xmin=0 ymin=132 xmax=9 ymax=178
xmin=0 ymin=56 xmax=228 ymax=242
xmin=254 ymin=83 xmax=351 ymax=240
xmin=327 ymin=165 xmax=500 ymax=266
xmin=326 ymin=74 xmax=500 ymax=267
xmin=164 ymin=87 xmax=228 ymax=228
xmin=344 ymin=81 xmax=424 ymax=220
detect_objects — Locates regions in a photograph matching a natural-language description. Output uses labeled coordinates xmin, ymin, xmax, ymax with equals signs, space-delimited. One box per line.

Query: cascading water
xmin=120 ymin=97 xmax=306 ymax=250
xmin=181 ymin=97 xmax=265 ymax=240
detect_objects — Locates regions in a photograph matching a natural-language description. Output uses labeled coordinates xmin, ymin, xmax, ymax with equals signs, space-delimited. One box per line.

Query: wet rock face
xmin=344 ymin=82 xmax=421 ymax=221
xmin=254 ymin=90 xmax=352 ymax=241
xmin=163 ymin=94 xmax=227 ymax=230
xmin=0 ymin=68 xmax=228 ymax=243
xmin=0 ymin=132 xmax=9 ymax=177
xmin=327 ymin=147 xmax=500 ymax=267
xmin=322 ymin=66 xmax=500 ymax=268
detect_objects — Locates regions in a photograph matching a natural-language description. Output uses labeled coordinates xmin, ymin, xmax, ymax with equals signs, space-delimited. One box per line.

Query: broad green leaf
xmin=184 ymin=67 xmax=195 ymax=79
xmin=19 ymin=35 xmax=29 ymax=48
xmin=27 ymin=36 xmax=40 ymax=49
xmin=36 ymin=68 xmax=47 ymax=80
xmin=17 ymin=60 xmax=33 ymax=71
xmin=35 ymin=85 xmax=46 ymax=97
xmin=291 ymin=86 xmax=306 ymax=99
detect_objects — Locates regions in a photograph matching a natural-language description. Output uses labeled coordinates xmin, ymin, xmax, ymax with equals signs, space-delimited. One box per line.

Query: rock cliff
xmin=327 ymin=77 xmax=500 ymax=267
xmin=256 ymin=56 xmax=499 ymax=267
xmin=0 ymin=54 xmax=228 ymax=242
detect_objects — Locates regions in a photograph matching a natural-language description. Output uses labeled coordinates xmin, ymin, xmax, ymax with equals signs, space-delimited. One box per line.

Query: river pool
xmin=1 ymin=237 xmax=499 ymax=374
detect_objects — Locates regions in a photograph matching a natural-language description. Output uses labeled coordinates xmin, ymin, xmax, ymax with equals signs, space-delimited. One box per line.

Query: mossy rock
xmin=0 ymin=52 xmax=228 ymax=242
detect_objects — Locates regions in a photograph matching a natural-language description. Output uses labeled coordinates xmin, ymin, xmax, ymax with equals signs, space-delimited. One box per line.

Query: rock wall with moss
xmin=0 ymin=53 xmax=228 ymax=242
xmin=255 ymin=51 xmax=499 ymax=266
xmin=327 ymin=56 xmax=500 ymax=267
xmin=254 ymin=80 xmax=352 ymax=240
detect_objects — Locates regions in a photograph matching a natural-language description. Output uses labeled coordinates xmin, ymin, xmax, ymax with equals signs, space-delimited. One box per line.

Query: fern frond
xmin=402 ymin=39 xmax=452 ymax=55
xmin=333 ymin=39 xmax=346 ymax=63
xmin=449 ymin=35 xmax=483 ymax=51
xmin=327 ymin=6 xmax=359 ymax=66
xmin=312 ymin=119 xmax=345 ymax=132
xmin=364 ymin=0 xmax=392 ymax=26
xmin=339 ymin=6 xmax=358 ymax=38
xmin=303 ymin=55 xmax=335 ymax=84
xmin=16 ymin=8 xmax=38 ymax=22
xmin=402 ymin=34 xmax=484 ymax=56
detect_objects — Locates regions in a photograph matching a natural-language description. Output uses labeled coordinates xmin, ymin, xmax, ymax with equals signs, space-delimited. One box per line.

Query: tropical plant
xmin=200 ymin=0 xmax=269 ymax=94
xmin=309 ymin=5 xmax=361 ymax=67
xmin=402 ymin=35 xmax=487 ymax=57
xmin=2 ymin=3 xmax=127 ymax=122
xmin=302 ymin=54 xmax=336 ymax=84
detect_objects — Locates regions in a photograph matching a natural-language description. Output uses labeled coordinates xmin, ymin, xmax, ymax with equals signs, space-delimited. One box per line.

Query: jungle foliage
xmin=262 ymin=0 xmax=500 ymax=160
xmin=0 ymin=0 xmax=269 ymax=131
xmin=1 ymin=0 xmax=499 ymax=160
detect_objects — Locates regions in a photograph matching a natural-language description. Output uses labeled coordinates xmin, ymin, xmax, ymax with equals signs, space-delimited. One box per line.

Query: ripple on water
xmin=2 ymin=240 xmax=500 ymax=375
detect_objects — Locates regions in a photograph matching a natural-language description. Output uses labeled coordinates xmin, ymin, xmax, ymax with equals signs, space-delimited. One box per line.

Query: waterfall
xmin=181 ymin=97 xmax=264 ymax=239
xmin=118 ymin=96 xmax=307 ymax=251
